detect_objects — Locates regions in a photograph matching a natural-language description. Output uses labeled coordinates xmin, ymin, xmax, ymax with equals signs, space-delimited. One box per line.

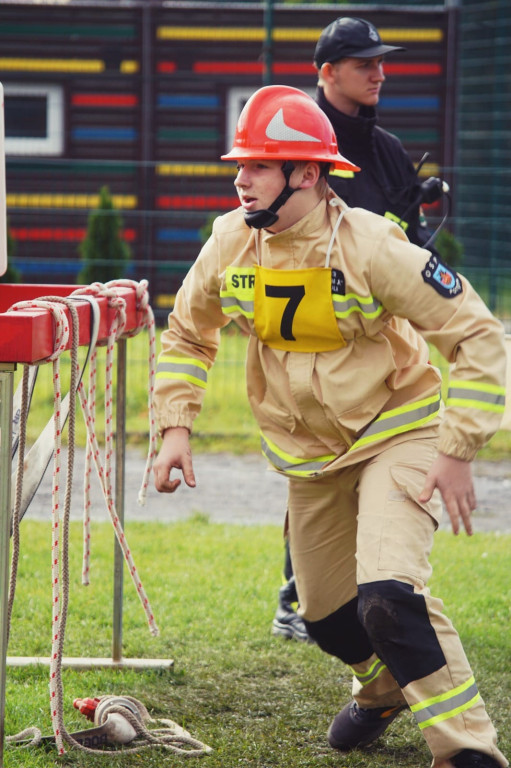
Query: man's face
xmin=234 ymin=159 xmax=288 ymax=216
xmin=323 ymin=55 xmax=386 ymax=116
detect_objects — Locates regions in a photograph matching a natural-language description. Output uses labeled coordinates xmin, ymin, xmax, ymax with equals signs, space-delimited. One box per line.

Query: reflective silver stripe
xmin=260 ymin=433 xmax=335 ymax=477
xmin=350 ymin=658 xmax=387 ymax=687
xmin=350 ymin=394 xmax=441 ymax=451
xmin=333 ymin=293 xmax=383 ymax=319
xmin=220 ymin=294 xmax=255 ymax=317
xmin=411 ymin=676 xmax=480 ymax=730
xmin=156 ymin=356 xmax=208 ymax=388
xmin=447 ymin=382 xmax=506 ymax=411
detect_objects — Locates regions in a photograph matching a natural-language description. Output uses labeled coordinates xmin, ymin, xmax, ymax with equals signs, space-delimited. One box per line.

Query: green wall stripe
xmin=0 ymin=23 xmax=135 ymax=38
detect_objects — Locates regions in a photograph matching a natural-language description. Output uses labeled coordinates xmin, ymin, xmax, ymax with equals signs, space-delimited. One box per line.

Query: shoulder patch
xmin=421 ymin=255 xmax=462 ymax=298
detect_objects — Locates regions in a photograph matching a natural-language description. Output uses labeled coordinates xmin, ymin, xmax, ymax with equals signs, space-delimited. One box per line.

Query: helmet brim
xmin=221 ymin=147 xmax=360 ymax=172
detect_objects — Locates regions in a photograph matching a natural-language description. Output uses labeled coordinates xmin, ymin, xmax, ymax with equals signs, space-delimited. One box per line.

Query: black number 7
xmin=265 ymin=284 xmax=305 ymax=341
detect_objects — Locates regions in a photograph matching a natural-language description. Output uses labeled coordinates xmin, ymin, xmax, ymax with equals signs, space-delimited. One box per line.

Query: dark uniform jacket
xmin=316 ymin=86 xmax=436 ymax=251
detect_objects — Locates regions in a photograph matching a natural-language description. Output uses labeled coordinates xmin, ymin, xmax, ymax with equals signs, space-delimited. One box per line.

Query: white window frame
xmin=4 ymin=83 xmax=64 ymax=156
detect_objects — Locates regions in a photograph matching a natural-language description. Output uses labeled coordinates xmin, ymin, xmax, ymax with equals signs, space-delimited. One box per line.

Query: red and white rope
xmin=7 ymin=282 xmax=160 ymax=754
xmin=71 ymin=282 xmax=158 ymax=634
xmin=104 ymin=278 xmax=158 ymax=506
xmin=8 ymin=297 xmax=74 ymax=754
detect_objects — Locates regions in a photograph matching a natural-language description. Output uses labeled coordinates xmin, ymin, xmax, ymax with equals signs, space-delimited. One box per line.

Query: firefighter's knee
xmin=304 ymin=597 xmax=373 ymax=664
xmin=357 ymin=579 xmax=446 ymax=687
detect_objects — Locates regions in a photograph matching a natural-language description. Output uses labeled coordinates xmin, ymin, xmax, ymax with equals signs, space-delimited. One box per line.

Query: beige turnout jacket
xmin=154 ymin=191 xmax=506 ymax=476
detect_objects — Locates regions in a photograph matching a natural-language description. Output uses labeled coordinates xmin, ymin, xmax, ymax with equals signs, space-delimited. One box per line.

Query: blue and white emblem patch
xmin=421 ymin=255 xmax=462 ymax=298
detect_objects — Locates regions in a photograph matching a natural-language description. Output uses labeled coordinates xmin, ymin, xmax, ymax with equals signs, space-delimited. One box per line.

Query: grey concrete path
xmin=22 ymin=448 xmax=511 ymax=533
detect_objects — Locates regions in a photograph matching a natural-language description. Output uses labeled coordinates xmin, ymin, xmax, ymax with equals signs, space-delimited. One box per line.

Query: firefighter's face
xmin=322 ymin=55 xmax=385 ymax=116
xmin=234 ymin=159 xmax=290 ymax=216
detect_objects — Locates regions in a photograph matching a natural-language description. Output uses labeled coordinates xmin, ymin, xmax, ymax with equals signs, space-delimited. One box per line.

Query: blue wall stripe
xmin=157 ymin=95 xmax=220 ymax=108
xmin=72 ymin=127 xmax=138 ymax=141
xmin=157 ymin=228 xmax=201 ymax=243
xmin=15 ymin=260 xmax=135 ymax=275
xmin=380 ymin=96 xmax=440 ymax=110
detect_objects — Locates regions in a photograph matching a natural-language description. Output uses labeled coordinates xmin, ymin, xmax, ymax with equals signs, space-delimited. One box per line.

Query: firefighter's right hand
xmin=153 ymin=426 xmax=196 ymax=493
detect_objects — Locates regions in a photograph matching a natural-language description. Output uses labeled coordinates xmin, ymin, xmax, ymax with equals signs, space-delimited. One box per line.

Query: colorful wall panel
xmin=0 ymin=1 xmax=454 ymax=309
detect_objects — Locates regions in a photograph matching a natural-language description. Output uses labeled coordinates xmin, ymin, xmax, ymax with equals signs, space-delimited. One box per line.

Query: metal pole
xmin=0 ymin=364 xmax=15 ymax=768
xmin=262 ymin=0 xmax=274 ymax=86
xmin=112 ymin=339 xmax=126 ymax=662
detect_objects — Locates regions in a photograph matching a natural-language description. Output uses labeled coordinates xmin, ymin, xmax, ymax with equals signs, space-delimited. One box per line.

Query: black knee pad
xmin=358 ymin=579 xmax=446 ymax=687
xmin=303 ymin=597 xmax=373 ymax=664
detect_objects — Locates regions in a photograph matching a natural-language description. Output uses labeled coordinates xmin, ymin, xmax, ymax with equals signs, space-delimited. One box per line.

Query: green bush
xmin=77 ymin=185 xmax=132 ymax=285
xmin=435 ymin=227 xmax=464 ymax=268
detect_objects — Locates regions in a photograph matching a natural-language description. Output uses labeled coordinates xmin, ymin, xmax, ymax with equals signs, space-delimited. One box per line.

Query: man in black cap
xmin=313 ymin=16 xmax=434 ymax=244
xmin=272 ymin=17 xmax=441 ymax=644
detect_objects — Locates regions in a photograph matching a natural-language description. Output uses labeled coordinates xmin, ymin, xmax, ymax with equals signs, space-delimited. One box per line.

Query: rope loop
xmin=72 ymin=282 xmax=127 ymax=340
xmin=7 ymin=299 xmax=70 ymax=363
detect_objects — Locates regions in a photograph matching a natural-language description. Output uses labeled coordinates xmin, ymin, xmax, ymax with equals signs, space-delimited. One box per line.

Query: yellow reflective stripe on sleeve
xmin=349 ymin=658 xmax=387 ymax=687
xmin=410 ymin=676 xmax=480 ymax=730
xmin=220 ymin=266 xmax=256 ymax=318
xmin=220 ymin=294 xmax=255 ymax=317
xmin=260 ymin=432 xmax=335 ymax=477
xmin=349 ymin=394 xmax=441 ymax=451
xmin=156 ymin=355 xmax=208 ymax=389
xmin=330 ymin=169 xmax=355 ymax=178
xmin=333 ymin=292 xmax=383 ymax=319
xmin=447 ymin=380 xmax=506 ymax=413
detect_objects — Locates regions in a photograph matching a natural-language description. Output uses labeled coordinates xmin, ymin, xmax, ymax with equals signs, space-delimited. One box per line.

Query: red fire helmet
xmin=221 ymin=85 xmax=360 ymax=172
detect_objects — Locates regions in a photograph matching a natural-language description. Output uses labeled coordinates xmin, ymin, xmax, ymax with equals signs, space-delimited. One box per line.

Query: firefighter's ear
xmin=298 ymin=162 xmax=320 ymax=189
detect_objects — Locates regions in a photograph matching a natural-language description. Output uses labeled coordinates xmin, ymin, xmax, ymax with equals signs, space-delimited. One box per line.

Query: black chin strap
xmin=244 ymin=161 xmax=296 ymax=229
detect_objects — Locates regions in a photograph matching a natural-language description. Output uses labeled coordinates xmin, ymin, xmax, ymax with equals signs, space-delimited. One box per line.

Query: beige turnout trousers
xmin=287 ymin=435 xmax=507 ymax=767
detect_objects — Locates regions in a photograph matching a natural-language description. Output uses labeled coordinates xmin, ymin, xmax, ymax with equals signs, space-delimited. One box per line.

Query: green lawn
xmin=4 ymin=520 xmax=510 ymax=767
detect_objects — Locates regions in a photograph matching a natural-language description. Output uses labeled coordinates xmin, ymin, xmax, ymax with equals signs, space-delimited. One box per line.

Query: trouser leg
xmin=356 ymin=437 xmax=507 ymax=767
xmin=287 ymin=465 xmax=404 ymax=707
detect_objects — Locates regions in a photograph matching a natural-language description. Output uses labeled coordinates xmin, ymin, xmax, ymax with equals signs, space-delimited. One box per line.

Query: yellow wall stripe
xmin=7 ymin=193 xmax=137 ymax=209
xmin=157 ymin=26 xmax=442 ymax=43
xmin=120 ymin=60 xmax=139 ymax=73
xmin=157 ymin=163 xmax=236 ymax=177
xmin=0 ymin=58 xmax=105 ymax=73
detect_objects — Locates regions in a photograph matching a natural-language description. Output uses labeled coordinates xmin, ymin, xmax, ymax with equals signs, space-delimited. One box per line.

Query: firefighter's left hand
xmin=419 ymin=453 xmax=476 ymax=536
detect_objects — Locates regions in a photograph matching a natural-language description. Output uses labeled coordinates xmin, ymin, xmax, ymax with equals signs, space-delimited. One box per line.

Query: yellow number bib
xmin=254 ymin=266 xmax=346 ymax=352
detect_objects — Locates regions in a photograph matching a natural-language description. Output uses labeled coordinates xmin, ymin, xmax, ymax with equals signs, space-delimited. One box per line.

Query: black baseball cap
xmin=314 ymin=17 xmax=406 ymax=68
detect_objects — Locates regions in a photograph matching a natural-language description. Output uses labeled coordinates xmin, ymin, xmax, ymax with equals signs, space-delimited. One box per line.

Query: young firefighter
xmin=152 ymin=85 xmax=507 ymax=768
xmin=273 ymin=14 xmax=443 ymax=643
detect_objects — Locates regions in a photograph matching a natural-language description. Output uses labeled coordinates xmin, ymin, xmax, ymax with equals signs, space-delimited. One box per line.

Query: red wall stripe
xmin=191 ymin=61 xmax=441 ymax=76
xmin=11 ymin=227 xmax=136 ymax=241
xmin=194 ymin=61 xmax=263 ymax=74
xmin=72 ymin=94 xmax=138 ymax=107
xmin=157 ymin=61 xmax=177 ymax=73
xmin=157 ymin=195 xmax=239 ymax=209
xmin=385 ymin=63 xmax=442 ymax=75
xmin=273 ymin=62 xmax=316 ymax=75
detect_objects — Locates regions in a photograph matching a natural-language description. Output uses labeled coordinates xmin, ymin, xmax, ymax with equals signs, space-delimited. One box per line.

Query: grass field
xmin=4 ymin=520 xmax=511 ymax=767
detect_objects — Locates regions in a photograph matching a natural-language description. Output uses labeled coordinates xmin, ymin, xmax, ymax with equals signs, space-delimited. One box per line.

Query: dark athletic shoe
xmin=271 ymin=577 xmax=314 ymax=643
xmin=451 ymin=749 xmax=502 ymax=768
xmin=272 ymin=605 xmax=312 ymax=643
xmin=327 ymin=700 xmax=407 ymax=750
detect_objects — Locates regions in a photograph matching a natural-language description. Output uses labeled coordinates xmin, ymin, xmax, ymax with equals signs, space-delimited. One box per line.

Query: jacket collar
xmin=315 ymin=86 xmax=377 ymax=141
